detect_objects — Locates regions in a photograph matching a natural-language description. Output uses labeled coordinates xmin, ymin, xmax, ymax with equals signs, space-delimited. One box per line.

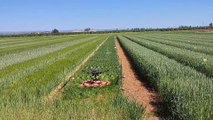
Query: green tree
xmin=51 ymin=29 xmax=59 ymax=34
xmin=209 ymin=23 xmax=213 ymax=28
xmin=84 ymin=28 xmax=91 ymax=32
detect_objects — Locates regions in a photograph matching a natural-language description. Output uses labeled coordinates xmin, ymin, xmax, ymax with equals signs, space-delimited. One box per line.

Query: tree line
xmin=1 ymin=23 xmax=212 ymax=37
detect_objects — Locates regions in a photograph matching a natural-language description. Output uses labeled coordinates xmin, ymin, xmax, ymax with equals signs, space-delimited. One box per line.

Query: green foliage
xmin=0 ymin=35 xmax=103 ymax=103
xmin=0 ymin=35 xmax=92 ymax=56
xmin=134 ymin=35 xmax=213 ymax=55
xmin=84 ymin=28 xmax=91 ymax=32
xmin=209 ymin=23 xmax=213 ymax=28
xmin=114 ymin=95 xmax=144 ymax=120
xmin=63 ymin=36 xmax=144 ymax=120
xmin=51 ymin=29 xmax=59 ymax=34
xmin=118 ymin=36 xmax=213 ymax=120
xmin=0 ymin=35 xmax=144 ymax=120
xmin=125 ymin=35 xmax=213 ymax=77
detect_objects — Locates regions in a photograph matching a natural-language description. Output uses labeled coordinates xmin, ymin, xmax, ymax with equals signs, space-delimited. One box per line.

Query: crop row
xmin=147 ymin=34 xmax=213 ymax=47
xmin=0 ymin=35 xmax=62 ymax=42
xmin=125 ymin=35 xmax=213 ymax=77
xmin=63 ymin=36 xmax=121 ymax=100
xmin=0 ymin=35 xmax=72 ymax=47
xmin=0 ymin=38 xmax=101 ymax=91
xmin=0 ymin=35 xmax=94 ymax=49
xmin=0 ymin=36 xmax=144 ymax=120
xmin=137 ymin=33 xmax=213 ymax=47
xmin=0 ymin=35 xmax=94 ymax=56
xmin=0 ymin=36 xmax=97 ymax=70
xmin=154 ymin=33 xmax=213 ymax=43
xmin=118 ymin=36 xmax=213 ymax=120
xmin=0 ymin=36 xmax=106 ymax=105
xmin=135 ymin=35 xmax=213 ymax=55
xmin=62 ymin=36 xmax=144 ymax=120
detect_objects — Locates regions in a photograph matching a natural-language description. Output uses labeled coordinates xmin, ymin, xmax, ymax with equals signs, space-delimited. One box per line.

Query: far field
xmin=0 ymin=32 xmax=212 ymax=120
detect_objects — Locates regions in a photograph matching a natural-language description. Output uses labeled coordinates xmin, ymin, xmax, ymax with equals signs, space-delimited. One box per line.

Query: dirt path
xmin=116 ymin=41 xmax=159 ymax=120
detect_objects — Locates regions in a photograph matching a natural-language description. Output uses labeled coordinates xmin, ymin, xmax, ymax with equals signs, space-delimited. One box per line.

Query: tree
xmin=209 ymin=23 xmax=213 ymax=28
xmin=51 ymin=29 xmax=59 ymax=34
xmin=84 ymin=28 xmax=91 ymax=32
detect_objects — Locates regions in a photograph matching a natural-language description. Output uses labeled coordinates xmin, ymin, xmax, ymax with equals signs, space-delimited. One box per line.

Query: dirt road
xmin=116 ymin=41 xmax=159 ymax=120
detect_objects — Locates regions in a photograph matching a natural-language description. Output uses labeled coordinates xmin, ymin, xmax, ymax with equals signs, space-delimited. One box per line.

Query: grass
xmin=135 ymin=34 xmax=213 ymax=55
xmin=0 ymin=34 xmax=95 ymax=56
xmin=0 ymin=31 xmax=212 ymax=119
xmin=118 ymin=35 xmax=213 ymax=120
xmin=0 ymin=36 xmax=105 ymax=101
xmin=61 ymin=36 xmax=145 ymax=120
xmin=0 ymin=35 xmax=144 ymax=120
xmin=125 ymin=35 xmax=213 ymax=77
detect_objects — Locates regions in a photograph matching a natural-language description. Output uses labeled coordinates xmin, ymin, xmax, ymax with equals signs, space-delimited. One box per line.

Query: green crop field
xmin=0 ymin=34 xmax=144 ymax=120
xmin=0 ymin=32 xmax=212 ymax=120
xmin=118 ymin=32 xmax=213 ymax=120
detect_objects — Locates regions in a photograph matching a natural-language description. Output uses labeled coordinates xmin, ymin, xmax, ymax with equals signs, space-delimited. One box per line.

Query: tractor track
xmin=116 ymin=40 xmax=160 ymax=120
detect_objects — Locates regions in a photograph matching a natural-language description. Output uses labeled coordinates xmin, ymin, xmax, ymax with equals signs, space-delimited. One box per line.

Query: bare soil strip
xmin=116 ymin=40 xmax=159 ymax=120
xmin=47 ymin=37 xmax=109 ymax=102
xmin=192 ymin=28 xmax=213 ymax=33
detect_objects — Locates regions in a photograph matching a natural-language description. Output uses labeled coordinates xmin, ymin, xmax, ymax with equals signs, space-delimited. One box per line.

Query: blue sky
xmin=0 ymin=0 xmax=212 ymax=32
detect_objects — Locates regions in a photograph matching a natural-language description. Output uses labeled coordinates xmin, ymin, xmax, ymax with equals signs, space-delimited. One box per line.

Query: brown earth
xmin=191 ymin=29 xmax=213 ymax=33
xmin=116 ymin=41 xmax=160 ymax=120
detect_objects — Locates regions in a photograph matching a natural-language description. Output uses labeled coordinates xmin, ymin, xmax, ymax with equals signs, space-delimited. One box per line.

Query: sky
xmin=0 ymin=0 xmax=212 ymax=32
